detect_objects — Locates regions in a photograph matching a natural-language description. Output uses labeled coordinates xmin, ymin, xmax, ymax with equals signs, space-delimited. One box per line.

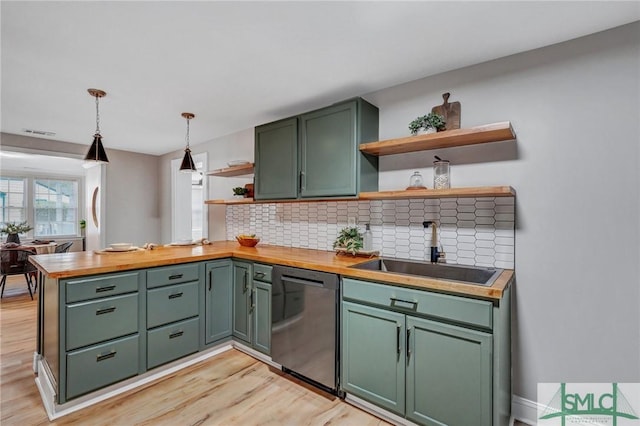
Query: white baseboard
xmin=512 ymin=394 xmax=540 ymax=426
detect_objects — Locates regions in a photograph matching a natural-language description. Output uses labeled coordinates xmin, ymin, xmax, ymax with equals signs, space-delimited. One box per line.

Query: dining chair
xmin=54 ymin=241 xmax=74 ymax=253
xmin=0 ymin=248 xmax=38 ymax=299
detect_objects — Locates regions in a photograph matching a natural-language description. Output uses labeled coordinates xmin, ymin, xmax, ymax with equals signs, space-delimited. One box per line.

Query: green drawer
xmin=65 ymin=272 xmax=139 ymax=303
xmin=66 ymin=293 xmax=139 ymax=351
xmin=147 ymin=263 xmax=199 ymax=289
xmin=253 ymin=263 xmax=272 ymax=283
xmin=342 ymin=278 xmax=493 ymax=330
xmin=66 ymin=334 xmax=139 ymax=400
xmin=147 ymin=317 xmax=199 ymax=369
xmin=147 ymin=281 xmax=199 ymax=329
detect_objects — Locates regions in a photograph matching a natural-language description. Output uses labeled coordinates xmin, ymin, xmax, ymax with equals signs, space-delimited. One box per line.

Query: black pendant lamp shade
xmin=85 ymin=88 xmax=109 ymax=163
xmin=179 ymin=112 xmax=197 ymax=173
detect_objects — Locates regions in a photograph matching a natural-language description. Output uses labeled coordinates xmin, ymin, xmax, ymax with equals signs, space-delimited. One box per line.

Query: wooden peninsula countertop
xmin=29 ymin=241 xmax=513 ymax=301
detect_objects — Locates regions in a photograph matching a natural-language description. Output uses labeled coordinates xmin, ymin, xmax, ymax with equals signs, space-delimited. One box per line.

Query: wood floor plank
xmin=0 ymin=276 xmax=389 ymax=425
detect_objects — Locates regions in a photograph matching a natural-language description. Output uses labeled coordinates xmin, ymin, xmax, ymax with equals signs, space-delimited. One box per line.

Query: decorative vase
xmin=417 ymin=127 xmax=437 ymax=135
xmin=6 ymin=233 xmax=20 ymax=244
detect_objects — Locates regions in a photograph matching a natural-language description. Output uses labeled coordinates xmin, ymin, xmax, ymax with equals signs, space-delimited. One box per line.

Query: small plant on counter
xmin=333 ymin=226 xmax=364 ymax=255
xmin=408 ymin=112 xmax=446 ymax=135
xmin=232 ymin=187 xmax=248 ymax=196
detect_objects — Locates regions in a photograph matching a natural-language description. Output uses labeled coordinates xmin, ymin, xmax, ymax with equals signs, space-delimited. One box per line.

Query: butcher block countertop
xmin=30 ymin=241 xmax=513 ymax=300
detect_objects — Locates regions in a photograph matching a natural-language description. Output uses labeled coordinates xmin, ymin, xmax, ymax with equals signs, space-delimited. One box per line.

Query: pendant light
xmin=179 ymin=112 xmax=197 ymax=173
xmin=84 ymin=88 xmax=109 ymax=163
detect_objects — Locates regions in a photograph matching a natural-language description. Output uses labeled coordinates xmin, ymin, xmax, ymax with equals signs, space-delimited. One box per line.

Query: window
xmin=0 ymin=175 xmax=81 ymax=238
xmin=34 ymin=179 xmax=79 ymax=237
xmin=0 ymin=177 xmax=26 ymax=224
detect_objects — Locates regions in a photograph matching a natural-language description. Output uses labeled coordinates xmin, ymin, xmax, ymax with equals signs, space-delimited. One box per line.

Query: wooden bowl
xmin=236 ymin=236 xmax=260 ymax=247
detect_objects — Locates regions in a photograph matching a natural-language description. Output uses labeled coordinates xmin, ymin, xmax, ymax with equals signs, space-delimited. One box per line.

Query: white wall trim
xmin=512 ymin=394 xmax=541 ymax=426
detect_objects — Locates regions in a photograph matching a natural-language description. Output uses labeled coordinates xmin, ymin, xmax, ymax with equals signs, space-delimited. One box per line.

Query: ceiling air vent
xmin=23 ymin=128 xmax=56 ymax=137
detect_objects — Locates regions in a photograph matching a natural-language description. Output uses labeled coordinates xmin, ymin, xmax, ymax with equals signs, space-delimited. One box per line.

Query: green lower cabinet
xmin=205 ymin=260 xmax=233 ymax=344
xmin=232 ymin=262 xmax=252 ymax=343
xmin=406 ymin=317 xmax=493 ymax=426
xmin=342 ymin=301 xmax=493 ymax=426
xmin=252 ymin=281 xmax=271 ymax=354
xmin=342 ymin=301 xmax=406 ymax=415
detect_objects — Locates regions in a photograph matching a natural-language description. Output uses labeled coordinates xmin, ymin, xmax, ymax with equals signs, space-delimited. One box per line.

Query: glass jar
xmin=409 ymin=171 xmax=424 ymax=188
xmin=433 ymin=160 xmax=450 ymax=189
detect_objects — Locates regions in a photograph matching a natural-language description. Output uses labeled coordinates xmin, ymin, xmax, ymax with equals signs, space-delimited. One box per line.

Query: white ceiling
xmin=2 ymin=1 xmax=638 ymax=156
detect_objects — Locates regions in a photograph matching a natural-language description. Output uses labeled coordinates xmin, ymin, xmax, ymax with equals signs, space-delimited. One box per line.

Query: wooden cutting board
xmin=431 ymin=92 xmax=461 ymax=130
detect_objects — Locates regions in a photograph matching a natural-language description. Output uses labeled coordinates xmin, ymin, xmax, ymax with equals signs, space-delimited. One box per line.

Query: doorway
xmin=171 ymin=152 xmax=208 ymax=242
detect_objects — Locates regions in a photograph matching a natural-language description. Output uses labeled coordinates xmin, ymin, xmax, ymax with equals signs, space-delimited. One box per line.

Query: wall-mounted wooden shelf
xmin=207 ymin=163 xmax=254 ymax=177
xmin=359 ymin=122 xmax=515 ymax=156
xmin=205 ymin=186 xmax=515 ymax=205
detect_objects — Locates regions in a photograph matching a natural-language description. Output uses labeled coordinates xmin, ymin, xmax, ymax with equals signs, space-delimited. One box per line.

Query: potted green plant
xmin=0 ymin=221 xmax=33 ymax=244
xmin=232 ymin=187 xmax=248 ymax=198
xmin=333 ymin=226 xmax=364 ymax=255
xmin=408 ymin=112 xmax=446 ymax=135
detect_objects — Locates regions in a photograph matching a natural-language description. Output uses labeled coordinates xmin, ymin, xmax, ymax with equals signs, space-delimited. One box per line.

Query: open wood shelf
xmin=207 ymin=163 xmax=254 ymax=177
xmin=205 ymin=186 xmax=515 ymax=205
xmin=359 ymin=121 xmax=515 ymax=156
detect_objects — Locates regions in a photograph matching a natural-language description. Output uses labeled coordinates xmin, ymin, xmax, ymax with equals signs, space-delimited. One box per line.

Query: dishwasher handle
xmin=281 ymin=275 xmax=325 ymax=288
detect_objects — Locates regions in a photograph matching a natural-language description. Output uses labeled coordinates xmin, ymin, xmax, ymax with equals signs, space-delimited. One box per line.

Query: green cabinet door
xmin=406 ymin=316 xmax=493 ymax=426
xmin=252 ymin=281 xmax=271 ymax=354
xmin=204 ymin=260 xmax=232 ymax=345
xmin=232 ymin=262 xmax=252 ymax=343
xmin=254 ymin=118 xmax=298 ymax=200
xmin=342 ymin=301 xmax=406 ymax=415
xmin=300 ymin=101 xmax=357 ymax=197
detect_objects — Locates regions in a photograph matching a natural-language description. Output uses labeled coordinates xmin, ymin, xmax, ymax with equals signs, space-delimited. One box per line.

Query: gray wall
xmin=1 ymin=133 xmax=162 ymax=246
xmin=364 ymin=22 xmax=640 ymax=401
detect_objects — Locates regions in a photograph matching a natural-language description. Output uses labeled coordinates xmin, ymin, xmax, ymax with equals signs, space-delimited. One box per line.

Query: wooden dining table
xmin=1 ymin=242 xmax=58 ymax=254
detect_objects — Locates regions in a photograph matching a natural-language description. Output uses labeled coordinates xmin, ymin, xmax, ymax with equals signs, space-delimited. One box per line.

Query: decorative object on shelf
xmin=433 ymin=156 xmax=450 ymax=189
xmin=407 ymin=171 xmax=427 ymax=190
xmin=227 ymin=160 xmax=250 ymax=167
xmin=431 ymin=92 xmax=461 ymax=131
xmin=179 ymin=112 xmax=197 ymax=173
xmin=236 ymin=234 xmax=260 ymax=247
xmin=244 ymin=183 xmax=254 ymax=198
xmin=0 ymin=221 xmax=33 ymax=244
xmin=84 ymin=88 xmax=109 ymax=164
xmin=408 ymin=112 xmax=446 ymax=135
xmin=333 ymin=226 xmax=363 ymax=255
xmin=232 ymin=186 xmax=248 ymax=197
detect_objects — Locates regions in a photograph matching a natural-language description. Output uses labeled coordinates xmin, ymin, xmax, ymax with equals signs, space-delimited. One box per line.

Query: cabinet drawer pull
xmin=169 ymin=330 xmax=184 ymax=339
xmin=168 ymin=274 xmax=183 ymax=280
xmin=96 ymin=306 xmax=116 ymax=315
xmin=95 ymin=285 xmax=115 ymax=293
xmin=168 ymin=292 xmax=183 ymax=299
xmin=254 ymin=271 xmax=265 ymax=279
xmin=390 ymin=297 xmax=418 ymax=310
xmin=396 ymin=323 xmax=401 ymax=355
xmin=96 ymin=351 xmax=116 ymax=362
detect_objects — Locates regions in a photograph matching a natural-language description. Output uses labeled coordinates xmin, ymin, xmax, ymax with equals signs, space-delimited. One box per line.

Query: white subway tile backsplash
xmin=225 ymin=196 xmax=515 ymax=268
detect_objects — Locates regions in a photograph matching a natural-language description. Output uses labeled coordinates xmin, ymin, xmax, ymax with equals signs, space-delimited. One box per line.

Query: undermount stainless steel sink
xmin=350 ymin=257 xmax=503 ymax=287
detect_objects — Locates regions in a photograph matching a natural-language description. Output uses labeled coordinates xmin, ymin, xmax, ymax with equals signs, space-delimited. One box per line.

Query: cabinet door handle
xmin=208 ymin=269 xmax=213 ymax=292
xmin=396 ymin=323 xmax=401 ymax=354
xmin=168 ymin=292 xmax=183 ymax=299
xmin=406 ymin=327 xmax=412 ymax=360
xmin=168 ymin=274 xmax=183 ymax=280
xmin=96 ymin=351 xmax=116 ymax=362
xmin=250 ymin=288 xmax=255 ymax=313
xmin=243 ymin=271 xmax=248 ymax=292
xmin=96 ymin=306 xmax=116 ymax=315
xmin=95 ymin=285 xmax=115 ymax=293
xmin=299 ymin=171 xmax=306 ymax=192
xmin=169 ymin=330 xmax=184 ymax=339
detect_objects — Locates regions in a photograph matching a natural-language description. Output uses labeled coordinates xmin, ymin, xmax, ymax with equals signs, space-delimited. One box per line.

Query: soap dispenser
xmin=363 ymin=223 xmax=373 ymax=251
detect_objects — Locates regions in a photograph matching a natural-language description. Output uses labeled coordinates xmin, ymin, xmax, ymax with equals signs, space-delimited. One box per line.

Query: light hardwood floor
xmin=0 ymin=276 xmax=388 ymax=425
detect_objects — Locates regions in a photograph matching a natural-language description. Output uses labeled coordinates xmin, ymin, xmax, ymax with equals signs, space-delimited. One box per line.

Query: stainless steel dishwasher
xmin=271 ymin=265 xmax=340 ymax=394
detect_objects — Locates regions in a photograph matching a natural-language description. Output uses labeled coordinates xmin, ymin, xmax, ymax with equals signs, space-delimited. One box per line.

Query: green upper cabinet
xmin=254 ymin=98 xmax=379 ymax=201
xmin=254 ymin=118 xmax=298 ymax=200
xmin=204 ymin=260 xmax=233 ymax=345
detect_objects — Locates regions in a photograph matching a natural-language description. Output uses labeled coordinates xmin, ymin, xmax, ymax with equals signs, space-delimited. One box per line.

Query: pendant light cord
xmin=185 ymin=117 xmax=190 ymax=149
xmin=95 ymin=94 xmax=101 ymax=135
